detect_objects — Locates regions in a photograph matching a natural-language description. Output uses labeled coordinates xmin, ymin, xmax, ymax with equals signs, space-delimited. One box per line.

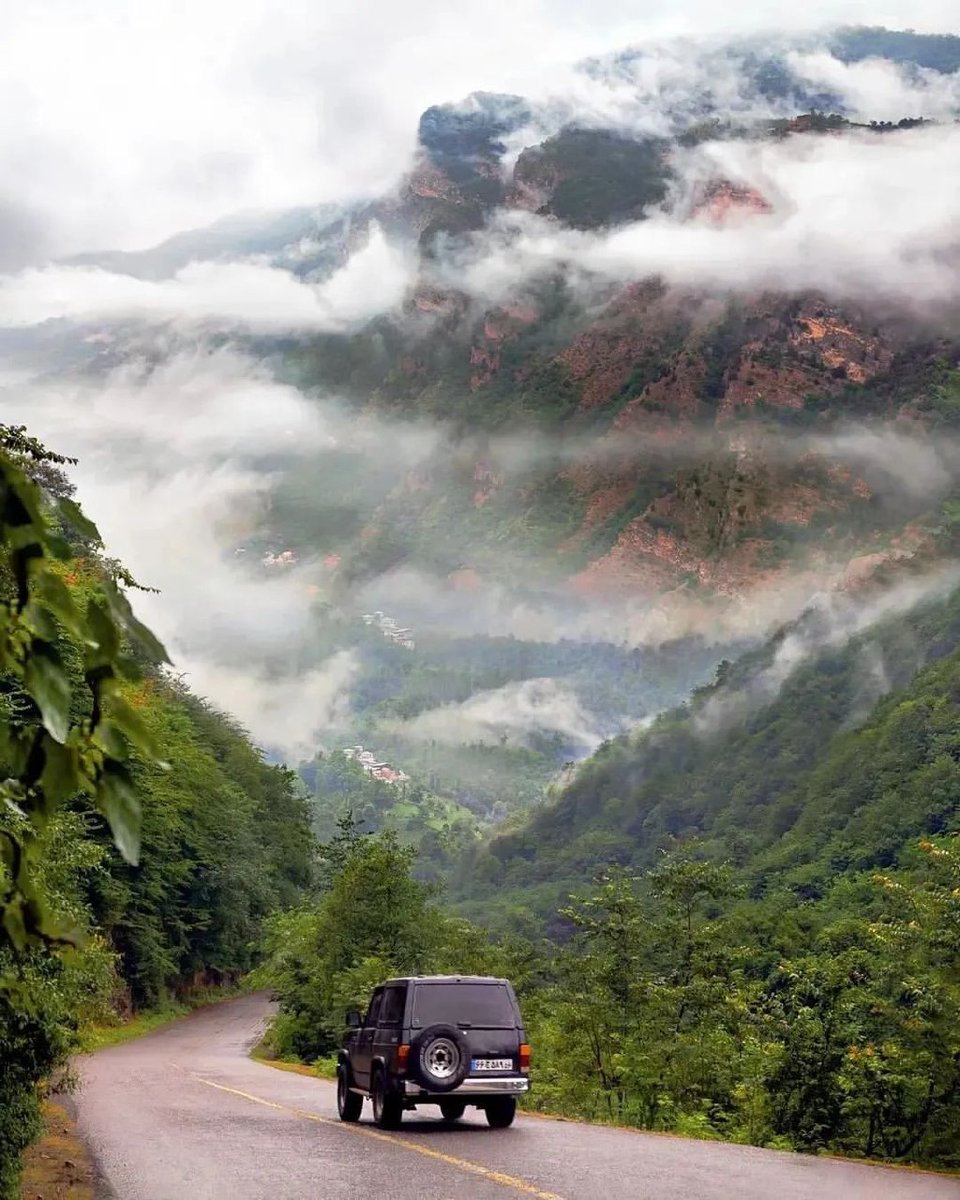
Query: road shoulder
xmin=19 ymin=1099 xmax=105 ymax=1200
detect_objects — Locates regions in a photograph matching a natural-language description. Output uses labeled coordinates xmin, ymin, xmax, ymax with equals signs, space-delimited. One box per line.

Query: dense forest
xmin=263 ymin=504 xmax=960 ymax=1171
xmin=0 ymin=430 xmax=313 ymax=1198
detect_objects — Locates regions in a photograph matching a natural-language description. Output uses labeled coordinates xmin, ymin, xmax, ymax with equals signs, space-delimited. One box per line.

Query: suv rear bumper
xmin=403 ymin=1076 xmax=529 ymax=1098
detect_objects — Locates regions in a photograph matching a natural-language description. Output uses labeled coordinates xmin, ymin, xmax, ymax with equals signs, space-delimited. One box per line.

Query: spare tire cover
xmin=409 ymin=1024 xmax=470 ymax=1092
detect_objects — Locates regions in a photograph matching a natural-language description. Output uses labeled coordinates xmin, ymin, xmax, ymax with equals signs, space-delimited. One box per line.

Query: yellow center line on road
xmin=178 ymin=1070 xmax=565 ymax=1200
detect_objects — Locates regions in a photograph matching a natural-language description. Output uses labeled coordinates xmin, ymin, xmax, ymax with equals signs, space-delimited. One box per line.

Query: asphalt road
xmin=74 ymin=992 xmax=960 ymax=1200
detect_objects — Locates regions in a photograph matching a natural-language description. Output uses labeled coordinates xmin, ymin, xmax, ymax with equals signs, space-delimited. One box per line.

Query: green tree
xmin=259 ymin=826 xmax=439 ymax=1059
xmin=0 ymin=429 xmax=166 ymax=1199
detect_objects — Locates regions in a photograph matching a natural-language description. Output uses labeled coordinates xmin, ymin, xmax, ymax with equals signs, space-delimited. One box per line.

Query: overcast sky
xmin=1 ymin=0 xmax=957 ymax=261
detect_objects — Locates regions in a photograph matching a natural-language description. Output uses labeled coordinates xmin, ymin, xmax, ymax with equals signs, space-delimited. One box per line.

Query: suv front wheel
xmin=485 ymin=1097 xmax=517 ymax=1129
xmin=371 ymin=1067 xmax=403 ymax=1130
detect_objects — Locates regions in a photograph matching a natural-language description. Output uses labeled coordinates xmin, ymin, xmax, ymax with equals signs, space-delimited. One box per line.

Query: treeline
xmin=0 ymin=431 xmax=312 ymax=1197
xmin=260 ymin=822 xmax=960 ymax=1167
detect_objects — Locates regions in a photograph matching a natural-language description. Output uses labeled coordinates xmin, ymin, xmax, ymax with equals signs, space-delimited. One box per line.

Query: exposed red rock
xmin=692 ymin=180 xmax=773 ymax=224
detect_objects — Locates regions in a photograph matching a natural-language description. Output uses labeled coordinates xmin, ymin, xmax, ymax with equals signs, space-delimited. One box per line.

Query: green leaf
xmin=103 ymin=579 xmax=169 ymax=664
xmin=2 ymin=898 xmax=28 ymax=953
xmin=92 ymin=719 xmax=129 ymax=762
xmin=23 ymin=641 xmax=72 ymax=743
xmin=22 ymin=599 xmax=59 ymax=642
xmin=34 ymin=571 xmax=86 ymax=640
xmin=41 ymin=735 xmax=81 ymax=804
xmin=85 ymin=596 xmax=120 ymax=667
xmin=57 ymin=496 xmax=102 ymax=544
xmin=98 ymin=761 xmax=142 ymax=864
xmin=1 ymin=466 xmax=44 ymax=528
xmin=43 ymin=532 xmax=73 ymax=561
xmin=0 ymin=827 xmax=18 ymax=868
xmin=108 ymin=696 xmax=158 ymax=759
xmin=114 ymin=653 xmax=144 ymax=683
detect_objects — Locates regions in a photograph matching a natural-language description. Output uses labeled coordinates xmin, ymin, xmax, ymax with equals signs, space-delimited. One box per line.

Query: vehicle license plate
xmin=471 ymin=1058 xmax=512 ymax=1071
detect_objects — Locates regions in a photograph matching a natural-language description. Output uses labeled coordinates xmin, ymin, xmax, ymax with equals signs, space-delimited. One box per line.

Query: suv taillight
xmin=519 ymin=1043 xmax=530 ymax=1073
xmin=397 ymin=1044 xmax=410 ymax=1073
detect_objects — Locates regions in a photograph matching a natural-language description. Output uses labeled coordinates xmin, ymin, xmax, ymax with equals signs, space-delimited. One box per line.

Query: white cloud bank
xmin=0 ymin=224 xmax=410 ymax=332
xmin=695 ymin=566 xmax=960 ymax=735
xmin=0 ymin=0 xmax=958 ymax=260
xmin=0 ymin=348 xmax=356 ymax=758
xmin=451 ymin=123 xmax=960 ymax=310
xmin=390 ymin=677 xmax=611 ymax=751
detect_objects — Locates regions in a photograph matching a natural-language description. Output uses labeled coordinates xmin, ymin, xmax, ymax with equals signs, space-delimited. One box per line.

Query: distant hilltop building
xmin=361 ymin=610 xmax=415 ymax=650
xmin=342 ymin=744 xmax=409 ymax=785
xmin=262 ymin=549 xmax=298 ymax=568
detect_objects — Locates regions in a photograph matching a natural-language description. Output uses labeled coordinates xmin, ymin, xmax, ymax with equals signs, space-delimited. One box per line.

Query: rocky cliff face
xmin=280 ymin=85 xmax=960 ymax=622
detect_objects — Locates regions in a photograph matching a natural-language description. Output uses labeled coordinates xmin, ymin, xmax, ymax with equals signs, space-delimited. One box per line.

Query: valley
xmin=3 ymin=15 xmax=960 ymax=1195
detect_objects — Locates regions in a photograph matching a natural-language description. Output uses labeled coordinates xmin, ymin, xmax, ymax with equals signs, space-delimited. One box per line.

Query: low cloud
xmin=180 ymin=650 xmax=359 ymax=760
xmin=446 ymin=123 xmax=960 ymax=312
xmin=358 ymin=559 xmax=855 ymax=651
xmin=786 ymin=49 xmax=960 ymax=121
xmin=0 ymin=223 xmax=412 ymax=332
xmin=1 ymin=346 xmax=356 ymax=759
xmin=503 ymin=33 xmax=960 ymax=159
xmin=386 ymin=677 xmax=611 ymax=751
xmin=694 ymin=565 xmax=960 ymax=735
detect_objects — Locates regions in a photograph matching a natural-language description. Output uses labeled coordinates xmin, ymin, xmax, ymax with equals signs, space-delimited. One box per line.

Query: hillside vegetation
xmin=298 ymin=618 xmax=731 ymax=868
xmin=262 ymin=566 xmax=960 ymax=1169
xmin=0 ymin=430 xmax=313 ymax=1198
xmin=462 ymin=572 xmax=960 ymax=922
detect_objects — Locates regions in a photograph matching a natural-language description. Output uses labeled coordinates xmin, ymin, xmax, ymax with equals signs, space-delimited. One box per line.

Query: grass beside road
xmin=251 ymin=1035 xmax=338 ymax=1080
xmin=78 ymin=985 xmax=242 ymax=1052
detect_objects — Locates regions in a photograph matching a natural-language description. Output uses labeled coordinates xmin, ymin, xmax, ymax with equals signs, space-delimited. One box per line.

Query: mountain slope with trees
xmin=0 ymin=429 xmax=313 ymax=1198
xmin=457 ymin=566 xmax=960 ymax=926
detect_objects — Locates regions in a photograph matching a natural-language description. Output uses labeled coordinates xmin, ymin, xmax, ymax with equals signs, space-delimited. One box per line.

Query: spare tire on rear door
xmin=409 ymin=1024 xmax=470 ymax=1092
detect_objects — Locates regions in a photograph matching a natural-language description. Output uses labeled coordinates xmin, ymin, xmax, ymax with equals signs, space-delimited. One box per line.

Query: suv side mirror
xmin=345 ymin=1008 xmax=362 ymax=1029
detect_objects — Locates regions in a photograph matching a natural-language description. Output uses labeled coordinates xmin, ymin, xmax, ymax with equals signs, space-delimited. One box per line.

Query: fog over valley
xmin=6 ymin=4 xmax=960 ymax=1187
xmin=2 ymin=8 xmax=960 ymax=809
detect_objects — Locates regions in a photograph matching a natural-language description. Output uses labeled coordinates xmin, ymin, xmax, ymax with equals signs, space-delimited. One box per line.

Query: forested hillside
xmin=457 ymin=566 xmax=960 ymax=921
xmin=262 ymin=814 xmax=960 ymax=1166
xmin=0 ymin=429 xmax=313 ymax=1198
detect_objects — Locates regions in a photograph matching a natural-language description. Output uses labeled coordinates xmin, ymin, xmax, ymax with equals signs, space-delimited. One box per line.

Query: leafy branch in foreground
xmin=0 ymin=437 xmax=168 ymax=960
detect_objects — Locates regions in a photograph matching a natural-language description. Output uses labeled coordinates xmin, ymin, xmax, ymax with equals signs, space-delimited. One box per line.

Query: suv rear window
xmin=411 ymin=983 xmax=516 ymax=1029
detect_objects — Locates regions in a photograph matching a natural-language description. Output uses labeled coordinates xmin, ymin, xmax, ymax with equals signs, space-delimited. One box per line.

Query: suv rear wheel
xmin=439 ymin=1099 xmax=466 ymax=1122
xmin=371 ymin=1067 xmax=403 ymax=1130
xmin=485 ymin=1097 xmax=517 ymax=1129
xmin=337 ymin=1065 xmax=363 ymax=1122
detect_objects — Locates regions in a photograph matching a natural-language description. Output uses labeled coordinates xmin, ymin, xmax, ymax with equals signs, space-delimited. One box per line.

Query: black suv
xmin=336 ymin=975 xmax=529 ymax=1129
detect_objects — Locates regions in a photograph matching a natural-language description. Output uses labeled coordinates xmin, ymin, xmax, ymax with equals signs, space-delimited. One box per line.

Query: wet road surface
xmin=74 ymin=992 xmax=960 ymax=1200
